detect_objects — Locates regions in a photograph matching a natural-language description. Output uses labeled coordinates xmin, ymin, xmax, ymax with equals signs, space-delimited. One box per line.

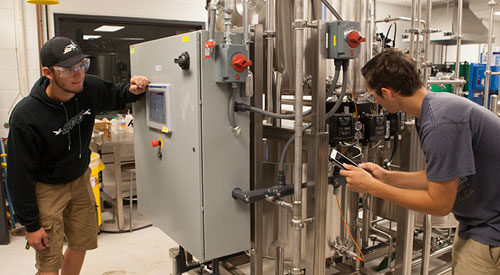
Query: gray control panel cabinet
xmin=130 ymin=31 xmax=250 ymax=261
xmin=327 ymin=21 xmax=362 ymax=59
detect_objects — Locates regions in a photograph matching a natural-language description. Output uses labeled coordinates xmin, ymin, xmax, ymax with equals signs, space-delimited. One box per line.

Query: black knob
xmin=174 ymin=51 xmax=190 ymax=70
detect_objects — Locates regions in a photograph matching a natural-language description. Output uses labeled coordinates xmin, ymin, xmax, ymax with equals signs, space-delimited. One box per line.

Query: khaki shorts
xmin=35 ymin=168 xmax=98 ymax=272
xmin=452 ymin=235 xmax=500 ymax=275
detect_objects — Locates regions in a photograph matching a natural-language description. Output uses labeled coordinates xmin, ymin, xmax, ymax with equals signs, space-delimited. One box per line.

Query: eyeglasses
xmin=52 ymin=58 xmax=90 ymax=78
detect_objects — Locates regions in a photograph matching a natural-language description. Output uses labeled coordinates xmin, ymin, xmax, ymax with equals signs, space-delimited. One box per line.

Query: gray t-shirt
xmin=418 ymin=92 xmax=500 ymax=246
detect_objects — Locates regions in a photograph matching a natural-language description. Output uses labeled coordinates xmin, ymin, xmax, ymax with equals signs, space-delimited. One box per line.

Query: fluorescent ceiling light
xmin=496 ymin=11 xmax=500 ymax=16
xmin=83 ymin=35 xmax=101 ymax=40
xmin=94 ymin=25 xmax=125 ymax=32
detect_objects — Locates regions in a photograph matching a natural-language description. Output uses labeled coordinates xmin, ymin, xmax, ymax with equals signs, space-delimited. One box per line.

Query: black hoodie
xmin=7 ymin=74 xmax=142 ymax=232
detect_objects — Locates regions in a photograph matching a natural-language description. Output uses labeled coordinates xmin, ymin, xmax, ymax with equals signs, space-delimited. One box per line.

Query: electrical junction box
xmin=215 ymin=44 xmax=251 ymax=83
xmin=327 ymin=21 xmax=365 ymax=59
xmin=130 ymin=31 xmax=250 ymax=262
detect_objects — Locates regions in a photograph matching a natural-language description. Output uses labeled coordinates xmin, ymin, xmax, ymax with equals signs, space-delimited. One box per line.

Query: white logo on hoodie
xmin=63 ymin=41 xmax=78 ymax=55
xmin=53 ymin=109 xmax=91 ymax=136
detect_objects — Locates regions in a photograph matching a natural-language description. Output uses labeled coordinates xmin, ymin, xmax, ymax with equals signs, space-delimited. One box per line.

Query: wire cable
xmin=335 ymin=194 xmax=365 ymax=262
xmin=278 ymin=124 xmax=311 ymax=173
xmin=326 ymin=60 xmax=349 ymax=119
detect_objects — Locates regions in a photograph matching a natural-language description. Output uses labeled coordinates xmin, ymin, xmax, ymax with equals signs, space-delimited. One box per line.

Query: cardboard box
xmin=94 ymin=119 xmax=111 ymax=139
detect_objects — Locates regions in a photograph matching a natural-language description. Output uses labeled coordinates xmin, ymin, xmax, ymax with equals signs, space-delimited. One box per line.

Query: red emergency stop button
xmin=152 ymin=139 xmax=161 ymax=147
xmin=347 ymin=31 xmax=366 ymax=48
xmin=232 ymin=54 xmax=252 ymax=72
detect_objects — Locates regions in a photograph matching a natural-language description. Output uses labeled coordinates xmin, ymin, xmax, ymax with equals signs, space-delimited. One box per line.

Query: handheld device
xmin=329 ymin=148 xmax=358 ymax=169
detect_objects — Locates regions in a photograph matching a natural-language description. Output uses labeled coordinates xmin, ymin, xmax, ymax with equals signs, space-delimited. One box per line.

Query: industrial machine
xmin=130 ymin=0 xmax=496 ymax=274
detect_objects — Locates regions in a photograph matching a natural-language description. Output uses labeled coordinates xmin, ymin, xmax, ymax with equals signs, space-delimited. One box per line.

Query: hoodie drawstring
xmin=75 ymin=97 xmax=82 ymax=159
xmin=61 ymin=102 xmax=71 ymax=151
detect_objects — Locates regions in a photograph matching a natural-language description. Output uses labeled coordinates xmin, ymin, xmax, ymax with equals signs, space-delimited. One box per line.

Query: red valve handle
xmin=347 ymin=31 xmax=366 ymax=49
xmin=232 ymin=54 xmax=253 ymax=72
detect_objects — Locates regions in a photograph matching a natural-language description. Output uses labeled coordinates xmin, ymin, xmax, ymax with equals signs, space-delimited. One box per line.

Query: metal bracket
xmin=264 ymin=31 xmax=276 ymax=38
xmin=293 ymin=20 xmax=308 ymax=29
xmin=291 ymin=218 xmax=304 ymax=229
xmin=405 ymin=28 xmax=420 ymax=34
xmin=421 ymin=28 xmax=441 ymax=34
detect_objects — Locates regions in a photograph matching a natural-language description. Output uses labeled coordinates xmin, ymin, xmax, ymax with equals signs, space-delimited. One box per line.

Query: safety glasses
xmin=52 ymin=58 xmax=90 ymax=78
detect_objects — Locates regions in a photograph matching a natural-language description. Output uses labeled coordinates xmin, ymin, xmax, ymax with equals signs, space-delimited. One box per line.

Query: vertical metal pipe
xmin=276 ymin=246 xmax=284 ymax=275
xmin=415 ymin=0 xmax=422 ymax=61
xmin=274 ymin=71 xmax=282 ymax=127
xmin=250 ymin=24 xmax=265 ymax=275
xmin=420 ymin=214 xmax=432 ymax=275
xmin=266 ymin=0 xmax=275 ymax=119
xmin=292 ymin=0 xmax=305 ymax=273
xmin=454 ymin=0 xmax=463 ymax=95
xmin=243 ymin=0 xmax=249 ymax=48
xmin=208 ymin=0 xmax=217 ymax=42
xmin=484 ymin=1 xmax=497 ymax=107
xmin=422 ymin=0 xmax=432 ymax=87
xmin=368 ymin=0 xmax=375 ymax=59
xmin=409 ymin=0 xmax=417 ymax=59
xmin=361 ymin=194 xmax=371 ymax=249
xmin=14 ymin=0 xmax=29 ymax=97
xmin=223 ymin=0 xmax=235 ymax=44
xmin=490 ymin=94 xmax=498 ymax=114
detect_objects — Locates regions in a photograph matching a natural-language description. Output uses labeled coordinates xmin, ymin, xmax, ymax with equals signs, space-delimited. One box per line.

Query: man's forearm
xmin=384 ymin=170 xmax=427 ymax=189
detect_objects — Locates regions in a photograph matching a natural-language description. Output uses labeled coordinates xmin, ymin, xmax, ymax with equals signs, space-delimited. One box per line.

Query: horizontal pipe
xmin=427 ymin=79 xmax=466 ymax=85
xmin=375 ymin=16 xmax=426 ymax=27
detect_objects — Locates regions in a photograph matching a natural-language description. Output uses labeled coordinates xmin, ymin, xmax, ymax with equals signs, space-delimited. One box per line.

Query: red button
xmin=232 ymin=54 xmax=253 ymax=72
xmin=152 ymin=139 xmax=160 ymax=147
xmin=347 ymin=31 xmax=366 ymax=49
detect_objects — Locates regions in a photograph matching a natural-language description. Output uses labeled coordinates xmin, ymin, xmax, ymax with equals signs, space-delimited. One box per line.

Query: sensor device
xmin=329 ymin=148 xmax=358 ymax=169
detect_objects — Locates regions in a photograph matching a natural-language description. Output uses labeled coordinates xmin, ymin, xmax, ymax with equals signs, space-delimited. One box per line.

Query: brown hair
xmin=361 ymin=49 xmax=422 ymax=97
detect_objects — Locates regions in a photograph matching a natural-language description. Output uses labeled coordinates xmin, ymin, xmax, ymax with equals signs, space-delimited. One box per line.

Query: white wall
xmin=0 ymin=0 xmax=206 ymax=138
xmin=0 ymin=0 xmax=38 ymax=138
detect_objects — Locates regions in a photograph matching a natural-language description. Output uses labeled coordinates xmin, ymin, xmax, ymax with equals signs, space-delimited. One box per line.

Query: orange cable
xmin=335 ymin=194 xmax=365 ymax=262
xmin=351 ymin=90 xmax=359 ymax=122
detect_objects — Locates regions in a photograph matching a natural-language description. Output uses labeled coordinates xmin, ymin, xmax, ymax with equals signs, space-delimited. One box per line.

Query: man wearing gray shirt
xmin=340 ymin=49 xmax=500 ymax=274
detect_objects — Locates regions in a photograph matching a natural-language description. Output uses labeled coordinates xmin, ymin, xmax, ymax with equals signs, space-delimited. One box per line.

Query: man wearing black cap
xmin=7 ymin=36 xmax=149 ymax=275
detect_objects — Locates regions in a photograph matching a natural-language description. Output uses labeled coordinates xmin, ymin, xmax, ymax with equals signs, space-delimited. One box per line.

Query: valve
xmin=232 ymin=54 xmax=252 ymax=72
xmin=347 ymin=31 xmax=366 ymax=48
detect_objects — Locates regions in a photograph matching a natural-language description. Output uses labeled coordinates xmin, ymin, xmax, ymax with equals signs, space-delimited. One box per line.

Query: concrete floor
xmin=0 ymin=207 xmax=178 ymax=275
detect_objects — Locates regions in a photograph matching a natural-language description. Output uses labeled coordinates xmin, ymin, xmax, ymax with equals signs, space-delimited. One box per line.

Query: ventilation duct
xmin=430 ymin=0 xmax=491 ymax=45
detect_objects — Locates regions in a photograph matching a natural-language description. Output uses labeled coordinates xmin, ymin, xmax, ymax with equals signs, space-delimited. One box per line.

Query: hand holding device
xmin=329 ymin=148 xmax=358 ymax=169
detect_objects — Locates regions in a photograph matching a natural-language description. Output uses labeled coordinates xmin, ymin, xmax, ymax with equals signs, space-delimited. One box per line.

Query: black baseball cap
xmin=41 ymin=37 xmax=90 ymax=67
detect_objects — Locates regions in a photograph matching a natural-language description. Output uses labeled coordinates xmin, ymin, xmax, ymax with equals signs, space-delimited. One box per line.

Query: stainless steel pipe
xmin=490 ymin=94 xmax=498 ymax=114
xmin=420 ymin=214 xmax=432 ymax=275
xmin=484 ymin=1 xmax=497 ymax=107
xmin=223 ymin=0 xmax=235 ymax=44
xmin=426 ymin=79 xmax=466 ymax=85
xmin=266 ymin=0 xmax=275 ymax=121
xmin=422 ymin=0 xmax=432 ymax=86
xmin=454 ymin=0 xmax=463 ymax=95
xmin=243 ymin=0 xmax=249 ymax=48
xmin=291 ymin=0 xmax=305 ymax=274
xmin=409 ymin=0 xmax=417 ymax=59
xmin=375 ymin=16 xmax=425 ymax=27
